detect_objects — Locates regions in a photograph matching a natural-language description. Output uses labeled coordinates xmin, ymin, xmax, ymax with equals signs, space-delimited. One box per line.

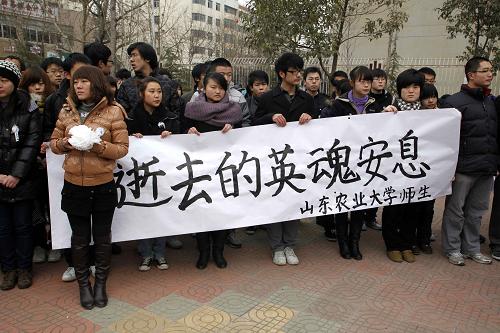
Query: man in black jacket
xmin=441 ymin=56 xmax=498 ymax=266
xmin=253 ymin=52 xmax=316 ymax=266
xmin=303 ymin=67 xmax=330 ymax=116
xmin=0 ymin=60 xmax=42 ymax=290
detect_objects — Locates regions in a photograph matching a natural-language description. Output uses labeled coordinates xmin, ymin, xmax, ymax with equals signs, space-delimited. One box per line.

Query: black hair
xmin=107 ymin=75 xmax=118 ymax=89
xmin=274 ymin=52 xmax=304 ymax=81
xmin=157 ymin=68 xmax=172 ymax=78
xmin=208 ymin=57 xmax=232 ymax=71
xmin=396 ymin=68 xmax=424 ymax=96
xmin=417 ymin=67 xmax=436 ymax=77
xmin=420 ymin=83 xmax=439 ymax=100
xmin=127 ymin=42 xmax=158 ymax=70
xmin=371 ymin=68 xmax=387 ymax=79
xmin=464 ymin=56 xmax=491 ymax=81
xmin=338 ymin=79 xmax=352 ymax=96
xmin=247 ymin=70 xmax=269 ymax=86
xmin=83 ymin=42 xmax=112 ymax=66
xmin=115 ymin=68 xmax=131 ymax=80
xmin=203 ymin=72 xmax=228 ymax=92
xmin=191 ymin=63 xmax=208 ymax=80
xmin=2 ymin=55 xmax=26 ymax=71
xmin=333 ymin=70 xmax=348 ymax=79
xmin=40 ymin=57 xmax=63 ymax=71
xmin=304 ymin=66 xmax=322 ymax=80
xmin=349 ymin=66 xmax=373 ymax=82
xmin=138 ymin=77 xmax=162 ymax=97
xmin=62 ymin=53 xmax=91 ymax=72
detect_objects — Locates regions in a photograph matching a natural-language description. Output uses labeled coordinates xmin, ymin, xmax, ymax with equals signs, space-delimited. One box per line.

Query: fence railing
xmin=176 ymin=57 xmax=500 ymax=96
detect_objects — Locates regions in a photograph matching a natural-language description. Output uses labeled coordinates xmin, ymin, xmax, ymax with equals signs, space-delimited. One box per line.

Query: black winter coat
xmin=441 ymin=85 xmax=498 ymax=175
xmin=44 ymin=79 xmax=69 ymax=141
xmin=116 ymin=71 xmax=184 ymax=116
xmin=0 ymin=89 xmax=42 ymax=202
xmin=369 ymin=90 xmax=393 ymax=110
xmin=127 ymin=103 xmax=180 ymax=135
xmin=252 ymin=86 xmax=316 ymax=125
xmin=321 ymin=92 xmax=382 ymax=118
xmin=311 ymin=92 xmax=331 ymax=116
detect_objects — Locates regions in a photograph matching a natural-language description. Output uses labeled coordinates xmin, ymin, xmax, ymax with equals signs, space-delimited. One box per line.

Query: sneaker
xmin=447 ymin=252 xmax=465 ymax=266
xmin=464 ymin=253 xmax=492 ymax=265
xmin=402 ymin=250 xmax=416 ymax=263
xmin=166 ymin=237 xmax=183 ymax=249
xmin=0 ymin=270 xmax=18 ymax=290
xmin=387 ymin=251 xmax=403 ymax=263
xmin=156 ymin=257 xmax=169 ymax=270
xmin=272 ymin=250 xmax=287 ymax=266
xmin=411 ymin=245 xmax=421 ymax=255
xmin=226 ymin=230 xmax=242 ymax=249
xmin=17 ymin=269 xmax=33 ymax=289
xmin=491 ymin=247 xmax=500 ymax=261
xmin=324 ymin=229 xmax=337 ymax=242
xmin=366 ymin=219 xmax=382 ymax=230
xmin=245 ymin=226 xmax=257 ymax=235
xmin=32 ymin=246 xmax=47 ymax=263
xmin=139 ymin=257 xmax=153 ymax=271
xmin=61 ymin=267 xmax=76 ymax=282
xmin=47 ymin=249 xmax=62 ymax=263
xmin=284 ymin=247 xmax=299 ymax=265
xmin=361 ymin=222 xmax=367 ymax=231
xmin=89 ymin=265 xmax=96 ymax=277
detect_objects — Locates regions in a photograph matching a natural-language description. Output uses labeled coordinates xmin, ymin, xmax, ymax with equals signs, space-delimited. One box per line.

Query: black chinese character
xmin=400 ymin=186 xmax=416 ymax=204
xmin=358 ymin=137 xmax=393 ymax=186
xmin=171 ymin=152 xmax=212 ymax=211
xmin=335 ymin=192 xmax=350 ymax=212
xmin=383 ymin=186 xmax=397 ymax=205
xmin=265 ymin=144 xmax=306 ymax=196
xmin=418 ymin=185 xmax=432 ymax=200
xmin=392 ymin=130 xmax=431 ymax=178
xmin=300 ymin=201 xmax=314 ymax=215
xmin=352 ymin=192 xmax=368 ymax=209
xmin=369 ymin=189 xmax=383 ymax=206
xmin=215 ymin=151 xmax=261 ymax=198
xmin=318 ymin=196 xmax=333 ymax=215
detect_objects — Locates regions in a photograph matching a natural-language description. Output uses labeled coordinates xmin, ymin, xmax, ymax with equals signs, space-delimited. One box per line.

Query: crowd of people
xmin=0 ymin=41 xmax=499 ymax=311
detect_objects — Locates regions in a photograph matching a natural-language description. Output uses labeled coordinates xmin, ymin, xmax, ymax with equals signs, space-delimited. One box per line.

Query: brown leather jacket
xmin=50 ymin=97 xmax=129 ymax=186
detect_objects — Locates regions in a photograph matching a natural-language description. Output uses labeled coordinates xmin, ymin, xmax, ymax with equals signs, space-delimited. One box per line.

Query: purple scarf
xmin=184 ymin=93 xmax=242 ymax=127
xmin=348 ymin=90 xmax=369 ymax=114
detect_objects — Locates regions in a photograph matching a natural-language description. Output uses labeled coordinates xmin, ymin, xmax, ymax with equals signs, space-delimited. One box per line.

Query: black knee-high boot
xmin=72 ymin=236 xmax=94 ymax=310
xmin=349 ymin=212 xmax=363 ymax=260
xmin=336 ymin=213 xmax=351 ymax=259
xmin=211 ymin=230 xmax=228 ymax=268
xmin=196 ymin=233 xmax=210 ymax=269
xmin=93 ymin=234 xmax=111 ymax=308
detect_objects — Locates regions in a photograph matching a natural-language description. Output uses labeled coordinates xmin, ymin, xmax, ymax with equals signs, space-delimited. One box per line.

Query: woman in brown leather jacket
xmin=50 ymin=65 xmax=129 ymax=310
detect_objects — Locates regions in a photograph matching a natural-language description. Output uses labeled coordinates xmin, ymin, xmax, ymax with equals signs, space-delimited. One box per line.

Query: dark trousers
xmin=489 ymin=176 xmax=500 ymax=249
xmin=316 ymin=214 xmax=335 ymax=231
xmin=382 ymin=203 xmax=416 ymax=251
xmin=364 ymin=207 xmax=378 ymax=222
xmin=0 ymin=200 xmax=34 ymax=271
xmin=196 ymin=230 xmax=229 ymax=252
xmin=409 ymin=200 xmax=435 ymax=246
xmin=335 ymin=211 xmax=364 ymax=242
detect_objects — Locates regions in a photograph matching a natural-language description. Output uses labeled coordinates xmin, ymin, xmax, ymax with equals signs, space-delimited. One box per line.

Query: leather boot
xmin=212 ymin=231 xmax=228 ymax=268
xmin=196 ymin=233 xmax=210 ymax=269
xmin=72 ymin=237 xmax=94 ymax=310
xmin=349 ymin=211 xmax=363 ymax=260
xmin=336 ymin=213 xmax=351 ymax=259
xmin=93 ymin=234 xmax=112 ymax=308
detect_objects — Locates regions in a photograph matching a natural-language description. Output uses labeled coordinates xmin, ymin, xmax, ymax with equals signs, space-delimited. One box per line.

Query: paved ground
xmin=1 ymin=197 xmax=500 ymax=333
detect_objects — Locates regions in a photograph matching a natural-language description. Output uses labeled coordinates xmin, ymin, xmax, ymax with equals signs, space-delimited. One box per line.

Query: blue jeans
xmin=138 ymin=237 xmax=166 ymax=259
xmin=0 ymin=200 xmax=34 ymax=271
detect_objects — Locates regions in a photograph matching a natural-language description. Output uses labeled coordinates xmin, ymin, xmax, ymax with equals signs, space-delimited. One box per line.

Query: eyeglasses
xmin=287 ymin=69 xmax=303 ymax=76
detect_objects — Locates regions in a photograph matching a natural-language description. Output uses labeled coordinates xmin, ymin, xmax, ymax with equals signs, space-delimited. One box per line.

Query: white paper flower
xmin=68 ymin=125 xmax=103 ymax=151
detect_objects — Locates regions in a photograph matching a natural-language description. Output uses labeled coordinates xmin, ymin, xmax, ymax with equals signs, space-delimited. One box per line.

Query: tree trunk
xmin=329 ymin=0 xmax=349 ymax=76
xmin=109 ymin=0 xmax=117 ymax=68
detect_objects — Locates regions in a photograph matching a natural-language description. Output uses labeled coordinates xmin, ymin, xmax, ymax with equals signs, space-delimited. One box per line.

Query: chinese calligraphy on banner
xmin=48 ymin=109 xmax=461 ymax=249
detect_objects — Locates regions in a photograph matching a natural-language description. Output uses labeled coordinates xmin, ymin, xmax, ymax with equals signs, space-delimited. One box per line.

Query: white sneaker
xmin=156 ymin=257 xmax=169 ymax=270
xmin=284 ymin=247 xmax=299 ymax=265
xmin=33 ymin=246 xmax=47 ymax=263
xmin=89 ymin=265 xmax=96 ymax=277
xmin=47 ymin=249 xmax=62 ymax=263
xmin=61 ymin=267 xmax=76 ymax=282
xmin=272 ymin=250 xmax=287 ymax=266
xmin=139 ymin=257 xmax=153 ymax=271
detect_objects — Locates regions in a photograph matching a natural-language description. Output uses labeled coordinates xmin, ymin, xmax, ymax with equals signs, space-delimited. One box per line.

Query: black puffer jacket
xmin=0 ymin=89 xmax=42 ymax=202
xmin=127 ymin=103 xmax=180 ymax=135
xmin=321 ymin=92 xmax=382 ymax=118
xmin=117 ymin=71 xmax=184 ymax=116
xmin=441 ymin=85 xmax=498 ymax=175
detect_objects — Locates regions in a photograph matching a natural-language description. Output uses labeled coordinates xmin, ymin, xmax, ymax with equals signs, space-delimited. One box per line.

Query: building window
xmin=1 ymin=25 xmax=16 ymax=39
xmin=224 ymin=33 xmax=235 ymax=43
xmin=153 ymin=0 xmax=160 ymax=8
xmin=192 ymin=0 xmax=206 ymax=4
xmin=207 ymin=16 xmax=212 ymax=25
xmin=224 ymin=5 xmax=237 ymax=15
xmin=191 ymin=29 xmax=206 ymax=39
xmin=216 ymin=18 xmax=220 ymax=27
xmin=224 ymin=18 xmax=237 ymax=30
xmin=192 ymin=13 xmax=206 ymax=22
xmin=216 ymin=2 xmax=220 ymax=11
xmin=154 ymin=15 xmax=160 ymax=25
xmin=208 ymin=0 xmax=213 ymax=8
xmin=207 ymin=32 xmax=213 ymax=40
xmin=192 ymin=46 xmax=205 ymax=55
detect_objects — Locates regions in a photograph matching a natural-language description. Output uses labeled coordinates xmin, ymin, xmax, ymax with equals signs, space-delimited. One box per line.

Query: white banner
xmin=48 ymin=109 xmax=461 ymax=249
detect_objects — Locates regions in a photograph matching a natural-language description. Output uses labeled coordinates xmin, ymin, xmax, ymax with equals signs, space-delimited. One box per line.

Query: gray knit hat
xmin=0 ymin=60 xmax=22 ymax=88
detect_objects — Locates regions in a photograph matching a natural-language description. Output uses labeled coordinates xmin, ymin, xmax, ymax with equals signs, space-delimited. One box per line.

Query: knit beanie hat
xmin=0 ymin=60 xmax=22 ymax=88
